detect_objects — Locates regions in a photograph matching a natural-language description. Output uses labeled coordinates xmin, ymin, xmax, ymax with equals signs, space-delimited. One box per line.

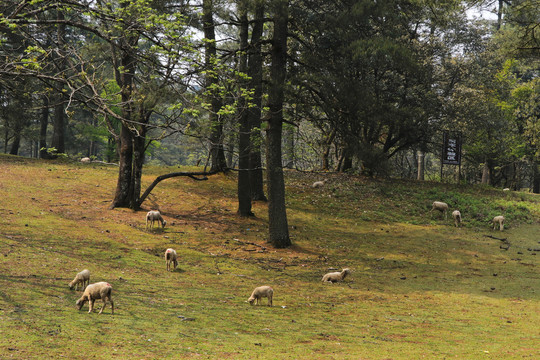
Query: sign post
xmin=441 ymin=131 xmax=462 ymax=182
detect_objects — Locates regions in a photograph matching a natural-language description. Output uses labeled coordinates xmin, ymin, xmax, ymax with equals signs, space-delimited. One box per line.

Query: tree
xmin=266 ymin=0 xmax=291 ymax=248
xmin=203 ymin=0 xmax=227 ymax=172
xmin=291 ymin=0 xmax=441 ymax=175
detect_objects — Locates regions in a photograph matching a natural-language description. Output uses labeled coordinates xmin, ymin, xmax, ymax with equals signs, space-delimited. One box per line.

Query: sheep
xmin=146 ymin=210 xmax=166 ymax=230
xmin=69 ymin=269 xmax=90 ymax=291
xmin=492 ymin=215 xmax=505 ymax=231
xmin=503 ymin=188 xmax=510 ymax=191
xmin=312 ymin=179 xmax=328 ymax=188
xmin=76 ymin=282 xmax=114 ymax=315
xmin=80 ymin=157 xmax=91 ymax=163
xmin=248 ymin=286 xmax=273 ymax=306
xmin=322 ymin=268 xmax=351 ymax=283
xmin=452 ymin=210 xmax=462 ymax=228
xmin=431 ymin=201 xmax=449 ymax=219
xmin=165 ymin=248 xmax=178 ymax=272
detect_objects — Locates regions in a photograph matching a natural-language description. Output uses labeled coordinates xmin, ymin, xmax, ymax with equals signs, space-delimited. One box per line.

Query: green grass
xmin=0 ymin=154 xmax=539 ymax=359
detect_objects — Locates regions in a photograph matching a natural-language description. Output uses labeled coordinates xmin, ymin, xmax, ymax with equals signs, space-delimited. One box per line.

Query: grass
xmin=0 ymin=154 xmax=539 ymax=359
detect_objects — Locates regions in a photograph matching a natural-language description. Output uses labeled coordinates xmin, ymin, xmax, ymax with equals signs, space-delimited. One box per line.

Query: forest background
xmin=0 ymin=0 xmax=539 ymax=246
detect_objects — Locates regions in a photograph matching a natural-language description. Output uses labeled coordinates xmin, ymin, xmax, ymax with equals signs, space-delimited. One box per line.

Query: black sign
xmin=442 ymin=131 xmax=462 ymax=165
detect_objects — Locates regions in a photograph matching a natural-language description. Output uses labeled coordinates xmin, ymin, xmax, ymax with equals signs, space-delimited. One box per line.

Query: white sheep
xmin=165 ymin=248 xmax=178 ymax=272
xmin=492 ymin=215 xmax=505 ymax=231
xmin=452 ymin=210 xmax=462 ymax=228
xmin=312 ymin=179 xmax=328 ymax=188
xmin=76 ymin=282 xmax=114 ymax=314
xmin=80 ymin=157 xmax=91 ymax=163
xmin=146 ymin=210 xmax=166 ymax=230
xmin=503 ymin=188 xmax=510 ymax=191
xmin=322 ymin=268 xmax=351 ymax=283
xmin=248 ymin=286 xmax=273 ymax=306
xmin=431 ymin=201 xmax=449 ymax=219
xmin=69 ymin=269 xmax=90 ymax=291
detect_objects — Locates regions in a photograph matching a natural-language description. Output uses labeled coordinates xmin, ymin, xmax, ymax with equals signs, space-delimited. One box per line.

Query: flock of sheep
xmin=69 ymin=192 xmax=507 ymax=314
xmin=430 ymin=200 xmax=505 ymax=231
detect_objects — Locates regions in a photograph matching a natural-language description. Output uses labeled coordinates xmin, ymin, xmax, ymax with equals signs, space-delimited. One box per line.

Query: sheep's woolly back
xmin=493 ymin=215 xmax=505 ymax=231
xmin=432 ymin=201 xmax=448 ymax=211
xmin=248 ymin=285 xmax=273 ymax=306
xmin=165 ymin=248 xmax=178 ymax=271
xmin=76 ymin=282 xmax=114 ymax=314
xmin=312 ymin=179 xmax=328 ymax=188
xmin=146 ymin=210 xmax=166 ymax=229
xmin=322 ymin=268 xmax=350 ymax=283
xmin=452 ymin=210 xmax=462 ymax=227
xmin=69 ymin=269 xmax=90 ymax=290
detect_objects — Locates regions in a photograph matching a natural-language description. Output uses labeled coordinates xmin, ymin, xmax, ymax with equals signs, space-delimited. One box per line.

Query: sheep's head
xmin=341 ymin=268 xmax=351 ymax=279
xmin=69 ymin=282 xmax=74 ymax=290
xmin=76 ymin=298 xmax=85 ymax=310
xmin=248 ymin=296 xmax=256 ymax=305
xmin=162 ymin=220 xmax=167 ymax=227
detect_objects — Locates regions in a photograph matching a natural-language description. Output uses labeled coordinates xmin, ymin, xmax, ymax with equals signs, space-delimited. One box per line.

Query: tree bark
xmin=9 ymin=133 xmax=21 ymax=155
xmin=111 ymin=122 xmax=134 ymax=208
xmin=51 ymin=9 xmax=66 ymax=154
xmin=417 ymin=150 xmax=425 ymax=180
xmin=532 ymin=159 xmax=540 ymax=193
xmin=237 ymin=4 xmax=254 ymax=217
xmin=39 ymin=95 xmax=51 ymax=159
xmin=110 ymin=24 xmax=138 ymax=209
xmin=266 ymin=0 xmax=290 ymax=248
xmin=481 ymin=160 xmax=491 ymax=185
xmin=203 ymin=0 xmax=227 ymax=172
xmin=248 ymin=2 xmax=267 ymax=201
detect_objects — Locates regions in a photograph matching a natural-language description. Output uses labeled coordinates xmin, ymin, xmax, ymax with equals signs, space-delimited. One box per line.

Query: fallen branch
xmin=233 ymin=238 xmax=266 ymax=250
xmin=483 ymin=235 xmax=508 ymax=242
xmin=137 ymin=169 xmax=222 ymax=207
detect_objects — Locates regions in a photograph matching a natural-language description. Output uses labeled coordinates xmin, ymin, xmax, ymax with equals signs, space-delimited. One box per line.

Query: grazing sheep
xmin=69 ymin=269 xmax=90 ymax=291
xmin=431 ymin=201 xmax=449 ymax=219
xmin=492 ymin=215 xmax=505 ymax=231
xmin=312 ymin=179 xmax=328 ymax=188
xmin=322 ymin=268 xmax=351 ymax=283
xmin=452 ymin=210 xmax=462 ymax=228
xmin=80 ymin=157 xmax=91 ymax=163
xmin=165 ymin=248 xmax=178 ymax=272
xmin=76 ymin=282 xmax=114 ymax=315
xmin=503 ymin=188 xmax=510 ymax=191
xmin=146 ymin=210 xmax=166 ymax=230
xmin=248 ymin=286 xmax=273 ymax=306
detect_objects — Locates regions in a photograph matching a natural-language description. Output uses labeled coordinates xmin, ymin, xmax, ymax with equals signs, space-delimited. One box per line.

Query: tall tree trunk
xmin=532 ymin=159 xmax=540 ymax=194
xmin=51 ymin=9 xmax=66 ymax=154
xmin=481 ymin=160 xmax=491 ymax=185
xmin=51 ymin=97 xmax=65 ymax=153
xmin=248 ymin=2 xmax=267 ymax=201
xmin=203 ymin=0 xmax=227 ymax=172
xmin=132 ymin=125 xmax=147 ymax=209
xmin=111 ymin=122 xmax=134 ymax=208
xmin=417 ymin=150 xmax=425 ymax=180
xmin=111 ymin=27 xmax=138 ymax=209
xmin=9 ymin=133 xmax=20 ymax=155
xmin=39 ymin=95 xmax=51 ymax=159
xmin=322 ymin=129 xmax=336 ymax=171
xmin=497 ymin=0 xmax=503 ymax=30
xmin=266 ymin=0 xmax=290 ymax=248
xmin=237 ymin=4 xmax=254 ymax=217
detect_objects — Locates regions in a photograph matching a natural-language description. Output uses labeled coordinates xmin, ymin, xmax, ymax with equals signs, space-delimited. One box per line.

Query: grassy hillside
xmin=0 ymin=154 xmax=539 ymax=359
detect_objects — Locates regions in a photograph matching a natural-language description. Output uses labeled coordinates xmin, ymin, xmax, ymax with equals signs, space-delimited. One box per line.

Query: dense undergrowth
xmin=0 ymin=154 xmax=539 ymax=359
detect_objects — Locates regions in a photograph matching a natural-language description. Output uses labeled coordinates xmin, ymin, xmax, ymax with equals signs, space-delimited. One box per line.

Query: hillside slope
xmin=0 ymin=154 xmax=539 ymax=359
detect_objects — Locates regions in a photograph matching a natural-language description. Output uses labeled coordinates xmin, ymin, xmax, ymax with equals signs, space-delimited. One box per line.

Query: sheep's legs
xmin=99 ymin=298 xmax=108 ymax=314
xmin=89 ymin=299 xmax=95 ymax=313
xmin=110 ymin=298 xmax=114 ymax=315
xmin=268 ymin=296 xmax=272 ymax=306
